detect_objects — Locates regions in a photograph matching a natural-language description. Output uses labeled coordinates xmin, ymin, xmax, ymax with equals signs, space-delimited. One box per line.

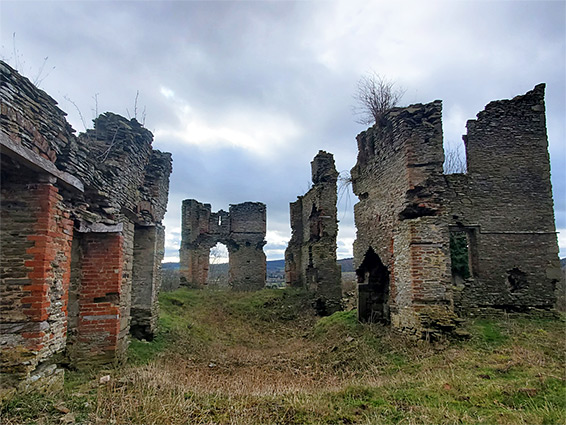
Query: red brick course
xmin=75 ymin=232 xmax=124 ymax=359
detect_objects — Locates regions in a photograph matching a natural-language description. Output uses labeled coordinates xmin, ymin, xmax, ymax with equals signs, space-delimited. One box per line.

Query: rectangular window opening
xmin=449 ymin=230 xmax=472 ymax=283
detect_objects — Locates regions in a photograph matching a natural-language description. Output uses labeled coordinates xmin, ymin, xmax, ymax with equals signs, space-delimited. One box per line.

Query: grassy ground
xmin=1 ymin=287 xmax=565 ymax=424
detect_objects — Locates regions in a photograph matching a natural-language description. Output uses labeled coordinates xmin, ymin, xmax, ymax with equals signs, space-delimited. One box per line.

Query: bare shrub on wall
xmin=353 ymin=72 xmax=405 ymax=126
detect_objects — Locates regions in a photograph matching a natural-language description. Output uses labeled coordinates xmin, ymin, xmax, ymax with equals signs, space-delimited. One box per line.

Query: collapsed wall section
xmin=351 ymin=84 xmax=561 ymax=336
xmin=285 ymin=151 xmax=342 ymax=314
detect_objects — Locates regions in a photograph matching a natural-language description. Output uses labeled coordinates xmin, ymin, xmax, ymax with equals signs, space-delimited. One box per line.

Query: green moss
xmin=127 ymin=337 xmax=168 ymax=365
xmin=314 ymin=310 xmax=361 ymax=337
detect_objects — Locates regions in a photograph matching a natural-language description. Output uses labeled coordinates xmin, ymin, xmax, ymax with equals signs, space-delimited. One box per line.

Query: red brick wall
xmin=23 ymin=183 xmax=73 ymax=352
xmin=75 ymin=232 xmax=123 ymax=363
xmin=1 ymin=181 xmax=72 ymax=384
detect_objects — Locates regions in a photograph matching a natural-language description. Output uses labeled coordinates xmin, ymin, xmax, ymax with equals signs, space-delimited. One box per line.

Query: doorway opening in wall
xmin=208 ymin=242 xmax=229 ymax=286
xmin=449 ymin=230 xmax=472 ymax=285
xmin=357 ymin=247 xmax=390 ymax=323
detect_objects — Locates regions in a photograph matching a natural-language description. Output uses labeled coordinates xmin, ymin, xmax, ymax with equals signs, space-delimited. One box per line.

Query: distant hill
xmin=162 ymin=257 xmax=355 ymax=273
xmin=338 ymin=258 xmax=354 ymax=273
xmin=267 ymin=259 xmax=285 ymax=273
xmin=162 ymin=262 xmax=180 ymax=270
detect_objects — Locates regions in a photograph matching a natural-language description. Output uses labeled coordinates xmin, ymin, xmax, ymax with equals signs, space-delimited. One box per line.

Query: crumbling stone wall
xmin=445 ymin=84 xmax=560 ymax=314
xmin=285 ymin=151 xmax=342 ymax=314
xmin=351 ymin=101 xmax=454 ymax=335
xmin=0 ymin=61 xmax=172 ymax=392
xmin=179 ymin=199 xmax=267 ymax=290
xmin=351 ymin=85 xmax=560 ymax=336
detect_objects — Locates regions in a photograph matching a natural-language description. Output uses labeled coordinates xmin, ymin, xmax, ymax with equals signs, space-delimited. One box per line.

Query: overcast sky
xmin=1 ymin=0 xmax=564 ymax=261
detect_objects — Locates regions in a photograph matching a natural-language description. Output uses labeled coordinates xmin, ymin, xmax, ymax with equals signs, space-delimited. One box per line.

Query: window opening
xmin=208 ymin=242 xmax=229 ymax=285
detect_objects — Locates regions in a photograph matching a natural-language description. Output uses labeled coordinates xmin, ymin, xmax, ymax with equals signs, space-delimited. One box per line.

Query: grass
xmin=1 ymin=287 xmax=565 ymax=424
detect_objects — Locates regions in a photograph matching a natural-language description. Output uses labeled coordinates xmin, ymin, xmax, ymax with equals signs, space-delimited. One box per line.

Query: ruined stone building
xmin=179 ymin=199 xmax=267 ymax=290
xmin=0 ymin=61 xmax=172 ymax=392
xmin=285 ymin=151 xmax=342 ymax=314
xmin=351 ymin=84 xmax=561 ymax=336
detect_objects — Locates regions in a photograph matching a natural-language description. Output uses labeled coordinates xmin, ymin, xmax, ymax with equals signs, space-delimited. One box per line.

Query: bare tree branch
xmin=32 ymin=56 xmax=55 ymax=88
xmin=444 ymin=143 xmax=467 ymax=174
xmin=134 ymin=90 xmax=139 ymax=120
xmin=97 ymin=124 xmax=121 ymax=162
xmin=63 ymin=95 xmax=88 ymax=131
xmin=353 ymin=72 xmax=405 ymax=126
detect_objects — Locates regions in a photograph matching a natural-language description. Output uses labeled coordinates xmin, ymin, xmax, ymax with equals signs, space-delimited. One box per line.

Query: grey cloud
xmin=2 ymin=0 xmax=564 ymax=260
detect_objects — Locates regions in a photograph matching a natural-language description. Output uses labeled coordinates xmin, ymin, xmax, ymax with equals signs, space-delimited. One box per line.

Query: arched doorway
xmin=357 ymin=247 xmax=390 ymax=323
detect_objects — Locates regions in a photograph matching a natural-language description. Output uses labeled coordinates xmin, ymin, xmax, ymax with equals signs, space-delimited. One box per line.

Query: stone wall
xmin=351 ymin=85 xmax=560 ymax=336
xmin=285 ymin=151 xmax=342 ymax=314
xmin=351 ymin=101 xmax=455 ymax=335
xmin=0 ymin=60 xmax=172 ymax=393
xmin=179 ymin=199 xmax=267 ymax=290
xmin=445 ymin=84 xmax=560 ymax=313
xmin=131 ymin=224 xmax=164 ymax=340
xmin=0 ymin=62 xmax=74 ymax=164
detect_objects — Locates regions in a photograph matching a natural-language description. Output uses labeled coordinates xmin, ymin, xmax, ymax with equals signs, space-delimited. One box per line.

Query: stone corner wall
xmin=285 ymin=150 xmax=342 ymax=314
xmin=351 ymin=100 xmax=454 ymax=335
xmin=351 ymin=85 xmax=561 ymax=337
xmin=447 ymin=84 xmax=560 ymax=314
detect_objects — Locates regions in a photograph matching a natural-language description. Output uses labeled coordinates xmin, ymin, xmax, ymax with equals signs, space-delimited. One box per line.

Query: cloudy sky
xmin=1 ymin=0 xmax=564 ymax=261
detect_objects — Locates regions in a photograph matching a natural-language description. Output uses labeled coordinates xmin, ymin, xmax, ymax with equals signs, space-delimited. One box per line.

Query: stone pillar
xmin=0 ymin=181 xmax=72 ymax=392
xmin=131 ymin=224 xmax=164 ymax=340
xmin=179 ymin=199 xmax=212 ymax=287
xmin=285 ymin=199 xmax=303 ymax=287
xmin=229 ymin=202 xmax=267 ymax=291
xmin=284 ymin=151 xmax=342 ymax=313
xmin=228 ymin=243 xmax=267 ymax=291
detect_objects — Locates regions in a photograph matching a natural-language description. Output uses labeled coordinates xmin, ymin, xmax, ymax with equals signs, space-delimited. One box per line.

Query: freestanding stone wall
xmin=285 ymin=151 xmax=342 ymax=314
xmin=179 ymin=199 xmax=267 ymax=290
xmin=351 ymin=85 xmax=560 ymax=337
xmin=445 ymin=84 xmax=561 ymax=314
xmin=0 ymin=60 xmax=172 ymax=392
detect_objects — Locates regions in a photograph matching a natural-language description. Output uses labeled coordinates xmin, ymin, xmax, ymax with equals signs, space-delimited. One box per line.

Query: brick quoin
xmin=23 ymin=183 xmax=73 ymax=332
xmin=76 ymin=232 xmax=124 ymax=360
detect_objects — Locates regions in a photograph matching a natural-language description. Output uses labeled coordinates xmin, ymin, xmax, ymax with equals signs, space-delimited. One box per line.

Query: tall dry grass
xmin=2 ymin=288 xmax=564 ymax=425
